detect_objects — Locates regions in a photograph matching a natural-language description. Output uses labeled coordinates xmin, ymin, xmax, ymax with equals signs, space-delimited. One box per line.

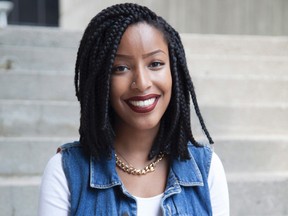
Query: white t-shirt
xmin=38 ymin=152 xmax=229 ymax=216
xmin=135 ymin=193 xmax=164 ymax=216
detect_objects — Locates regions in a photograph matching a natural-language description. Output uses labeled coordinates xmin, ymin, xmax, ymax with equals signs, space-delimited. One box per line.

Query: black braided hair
xmin=74 ymin=3 xmax=214 ymax=160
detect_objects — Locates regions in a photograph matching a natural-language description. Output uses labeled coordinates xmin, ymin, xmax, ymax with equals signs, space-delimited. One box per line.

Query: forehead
xmin=116 ymin=22 xmax=168 ymax=54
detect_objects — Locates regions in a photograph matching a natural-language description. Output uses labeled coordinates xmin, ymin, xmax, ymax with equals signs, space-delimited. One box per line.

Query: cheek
xmin=110 ymin=77 xmax=131 ymax=112
xmin=110 ymin=79 xmax=122 ymax=106
xmin=164 ymin=69 xmax=173 ymax=95
xmin=156 ymin=69 xmax=172 ymax=108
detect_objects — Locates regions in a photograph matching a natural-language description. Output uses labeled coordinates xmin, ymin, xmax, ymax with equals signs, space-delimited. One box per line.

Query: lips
xmin=125 ymin=94 xmax=160 ymax=113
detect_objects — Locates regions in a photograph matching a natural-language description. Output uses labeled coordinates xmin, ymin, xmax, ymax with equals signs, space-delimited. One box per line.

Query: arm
xmin=38 ymin=153 xmax=70 ymax=216
xmin=208 ymin=152 xmax=230 ymax=216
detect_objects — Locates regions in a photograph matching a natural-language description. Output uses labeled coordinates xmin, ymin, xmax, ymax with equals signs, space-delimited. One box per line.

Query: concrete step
xmin=0 ymin=176 xmax=40 ymax=216
xmin=1 ymin=100 xmax=287 ymax=137
xmin=1 ymin=69 xmax=287 ymax=104
xmin=0 ymin=137 xmax=75 ymax=176
xmin=193 ymin=74 xmax=288 ymax=104
xmin=1 ymin=26 xmax=288 ymax=56
xmin=0 ymin=100 xmax=79 ymax=137
xmin=187 ymin=55 xmax=288 ymax=77
xmin=181 ymin=34 xmax=288 ymax=57
xmin=1 ymin=44 xmax=288 ymax=74
xmin=0 ymin=173 xmax=287 ymax=216
xmin=0 ymin=69 xmax=75 ymax=101
xmin=212 ymin=135 xmax=288 ymax=173
xmin=191 ymin=103 xmax=288 ymax=137
xmin=1 ymin=136 xmax=287 ymax=176
xmin=0 ymin=45 xmax=76 ymax=71
xmin=227 ymin=172 xmax=288 ymax=216
xmin=0 ymin=26 xmax=81 ymax=48
xmin=1 ymin=26 xmax=288 ymax=75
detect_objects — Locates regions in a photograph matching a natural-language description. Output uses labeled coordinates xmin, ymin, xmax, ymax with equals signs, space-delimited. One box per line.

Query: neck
xmin=113 ymin=122 xmax=159 ymax=165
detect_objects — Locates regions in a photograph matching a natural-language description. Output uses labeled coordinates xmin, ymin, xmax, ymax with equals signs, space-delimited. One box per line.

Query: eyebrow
xmin=143 ymin=49 xmax=166 ymax=58
xmin=115 ymin=49 xmax=167 ymax=59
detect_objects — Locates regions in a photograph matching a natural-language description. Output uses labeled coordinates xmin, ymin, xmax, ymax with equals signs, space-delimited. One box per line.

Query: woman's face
xmin=110 ymin=22 xmax=172 ymax=131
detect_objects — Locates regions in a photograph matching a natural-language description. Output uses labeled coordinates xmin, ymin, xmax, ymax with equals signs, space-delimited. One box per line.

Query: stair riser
xmin=1 ymin=72 xmax=287 ymax=104
xmin=0 ymin=26 xmax=81 ymax=48
xmin=0 ymin=73 xmax=75 ymax=101
xmin=228 ymin=179 xmax=288 ymax=216
xmin=182 ymin=34 xmax=288 ymax=56
xmin=194 ymin=76 xmax=288 ymax=104
xmin=213 ymin=138 xmax=288 ymax=173
xmin=191 ymin=105 xmax=288 ymax=137
xmin=2 ymin=46 xmax=288 ymax=75
xmin=0 ymin=102 xmax=79 ymax=137
xmin=1 ymin=138 xmax=287 ymax=176
xmin=187 ymin=57 xmax=288 ymax=76
xmin=2 ymin=27 xmax=288 ymax=56
xmin=0 ymin=179 xmax=287 ymax=216
xmin=0 ymin=139 xmax=70 ymax=175
xmin=0 ymin=185 xmax=39 ymax=216
xmin=1 ymin=102 xmax=287 ymax=137
xmin=0 ymin=46 xmax=76 ymax=71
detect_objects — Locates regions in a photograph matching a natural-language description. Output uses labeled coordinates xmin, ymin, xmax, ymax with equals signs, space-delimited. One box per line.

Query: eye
xmin=112 ymin=65 xmax=130 ymax=73
xmin=148 ymin=61 xmax=165 ymax=70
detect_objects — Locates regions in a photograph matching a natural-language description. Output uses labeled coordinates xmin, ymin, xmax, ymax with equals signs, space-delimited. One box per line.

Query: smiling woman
xmin=110 ymin=23 xmax=172 ymax=132
xmin=38 ymin=3 xmax=229 ymax=216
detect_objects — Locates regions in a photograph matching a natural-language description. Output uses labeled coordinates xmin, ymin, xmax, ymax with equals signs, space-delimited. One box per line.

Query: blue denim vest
xmin=60 ymin=141 xmax=213 ymax=216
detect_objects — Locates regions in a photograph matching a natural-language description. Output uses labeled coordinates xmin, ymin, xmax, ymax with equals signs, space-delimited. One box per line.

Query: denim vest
xmin=60 ymin=141 xmax=213 ymax=216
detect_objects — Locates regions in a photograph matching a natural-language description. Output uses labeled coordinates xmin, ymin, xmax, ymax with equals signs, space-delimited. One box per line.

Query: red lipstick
xmin=125 ymin=94 xmax=160 ymax=113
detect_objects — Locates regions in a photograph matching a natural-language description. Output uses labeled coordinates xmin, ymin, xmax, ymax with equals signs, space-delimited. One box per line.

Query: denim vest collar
xmin=89 ymin=148 xmax=204 ymax=190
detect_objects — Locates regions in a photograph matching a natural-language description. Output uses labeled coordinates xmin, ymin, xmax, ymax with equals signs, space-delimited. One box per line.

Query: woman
xmin=38 ymin=3 xmax=229 ymax=216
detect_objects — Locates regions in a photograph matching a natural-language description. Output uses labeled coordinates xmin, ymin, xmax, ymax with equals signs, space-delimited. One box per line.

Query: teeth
xmin=129 ymin=98 xmax=156 ymax=107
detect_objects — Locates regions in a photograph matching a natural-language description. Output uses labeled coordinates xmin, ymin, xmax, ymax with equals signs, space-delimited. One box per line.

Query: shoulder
xmin=188 ymin=142 xmax=213 ymax=165
xmin=39 ymin=153 xmax=70 ymax=215
xmin=58 ymin=141 xmax=88 ymax=161
xmin=42 ymin=152 xmax=64 ymax=179
xmin=186 ymin=142 xmax=213 ymax=178
xmin=58 ymin=141 xmax=82 ymax=152
xmin=208 ymin=152 xmax=230 ymax=215
xmin=187 ymin=143 xmax=224 ymax=173
xmin=57 ymin=141 xmax=90 ymax=180
xmin=209 ymin=151 xmax=227 ymax=186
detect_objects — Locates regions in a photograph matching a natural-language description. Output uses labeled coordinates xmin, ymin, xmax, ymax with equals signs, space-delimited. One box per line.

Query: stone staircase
xmin=182 ymin=34 xmax=288 ymax=215
xmin=0 ymin=26 xmax=287 ymax=216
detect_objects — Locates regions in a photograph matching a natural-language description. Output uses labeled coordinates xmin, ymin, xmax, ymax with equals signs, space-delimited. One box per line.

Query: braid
xmin=172 ymin=32 xmax=214 ymax=145
xmin=160 ymin=18 xmax=214 ymax=144
xmin=75 ymin=3 xmax=213 ymax=159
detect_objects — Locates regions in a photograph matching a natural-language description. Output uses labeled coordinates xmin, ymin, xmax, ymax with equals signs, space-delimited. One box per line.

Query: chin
xmin=132 ymin=119 xmax=160 ymax=131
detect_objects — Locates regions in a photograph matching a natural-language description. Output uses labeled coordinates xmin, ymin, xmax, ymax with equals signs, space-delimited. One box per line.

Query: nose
xmin=131 ymin=66 xmax=152 ymax=92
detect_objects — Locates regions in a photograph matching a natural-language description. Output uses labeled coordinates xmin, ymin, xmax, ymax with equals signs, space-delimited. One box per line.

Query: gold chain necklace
xmin=115 ymin=152 xmax=164 ymax=175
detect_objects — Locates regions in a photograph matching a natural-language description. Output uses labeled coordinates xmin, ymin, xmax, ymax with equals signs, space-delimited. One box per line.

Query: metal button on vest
xmin=122 ymin=212 xmax=129 ymax=216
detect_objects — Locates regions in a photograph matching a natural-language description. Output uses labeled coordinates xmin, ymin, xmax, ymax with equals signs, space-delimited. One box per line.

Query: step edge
xmin=227 ymin=172 xmax=288 ymax=182
xmin=0 ymin=175 xmax=41 ymax=186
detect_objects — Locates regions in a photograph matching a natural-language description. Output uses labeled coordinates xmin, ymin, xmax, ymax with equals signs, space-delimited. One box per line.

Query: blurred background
xmin=0 ymin=0 xmax=287 ymax=215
